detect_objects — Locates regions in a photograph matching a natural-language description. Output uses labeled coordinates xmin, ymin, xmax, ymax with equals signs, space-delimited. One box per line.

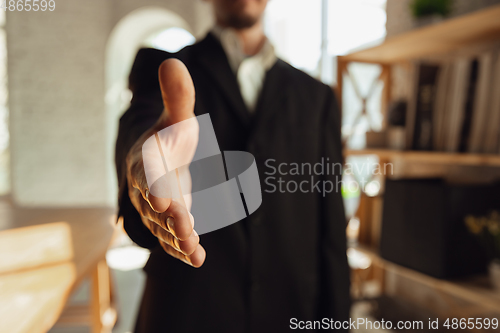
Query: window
xmin=144 ymin=27 xmax=196 ymax=53
xmin=265 ymin=0 xmax=386 ymax=85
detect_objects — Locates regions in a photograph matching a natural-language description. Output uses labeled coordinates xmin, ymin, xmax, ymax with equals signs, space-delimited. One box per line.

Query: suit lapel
xmin=195 ymin=34 xmax=251 ymax=126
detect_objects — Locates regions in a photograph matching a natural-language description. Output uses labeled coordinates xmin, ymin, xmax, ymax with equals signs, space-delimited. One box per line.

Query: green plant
xmin=465 ymin=211 xmax=500 ymax=261
xmin=410 ymin=0 xmax=453 ymax=18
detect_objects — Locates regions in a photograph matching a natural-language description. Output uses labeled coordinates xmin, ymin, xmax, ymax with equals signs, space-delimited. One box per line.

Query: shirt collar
xmin=211 ymin=25 xmax=277 ymax=74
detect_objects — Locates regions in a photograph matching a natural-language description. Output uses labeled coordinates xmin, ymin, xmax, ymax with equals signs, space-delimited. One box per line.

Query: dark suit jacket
xmin=115 ymin=33 xmax=350 ymax=333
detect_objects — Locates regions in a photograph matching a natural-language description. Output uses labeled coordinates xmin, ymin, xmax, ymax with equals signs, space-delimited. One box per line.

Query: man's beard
xmin=225 ymin=13 xmax=259 ymax=29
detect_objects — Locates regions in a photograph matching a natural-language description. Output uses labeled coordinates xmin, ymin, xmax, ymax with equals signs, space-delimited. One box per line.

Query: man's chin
xmin=226 ymin=14 xmax=259 ymax=29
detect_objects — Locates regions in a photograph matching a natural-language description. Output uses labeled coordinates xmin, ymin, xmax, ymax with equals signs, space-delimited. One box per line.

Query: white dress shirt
xmin=211 ymin=26 xmax=277 ymax=112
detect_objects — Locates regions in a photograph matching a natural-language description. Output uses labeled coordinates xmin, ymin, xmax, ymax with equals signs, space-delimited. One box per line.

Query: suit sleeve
xmin=115 ymin=48 xmax=169 ymax=249
xmin=318 ymin=85 xmax=351 ymax=325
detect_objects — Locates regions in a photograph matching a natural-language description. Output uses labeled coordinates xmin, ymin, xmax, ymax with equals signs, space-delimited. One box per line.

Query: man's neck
xmin=218 ymin=19 xmax=266 ymax=56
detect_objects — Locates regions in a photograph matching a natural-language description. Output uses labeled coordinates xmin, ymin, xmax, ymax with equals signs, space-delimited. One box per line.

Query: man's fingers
xmin=145 ymin=190 xmax=171 ymax=213
xmin=159 ymin=241 xmax=206 ymax=268
xmin=128 ymin=152 xmax=171 ymax=213
xmin=163 ymin=199 xmax=194 ymax=241
xmin=149 ymin=222 xmax=199 ymax=256
xmin=158 ymin=58 xmax=195 ymax=126
xmin=132 ymin=187 xmax=193 ymax=241
xmin=189 ymin=244 xmax=206 ymax=268
xmin=177 ymin=230 xmax=200 ymax=256
xmin=133 ymin=187 xmax=171 ymax=224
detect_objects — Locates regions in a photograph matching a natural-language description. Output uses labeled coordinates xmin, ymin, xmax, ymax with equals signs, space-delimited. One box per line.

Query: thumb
xmin=145 ymin=58 xmax=197 ymax=213
xmin=158 ymin=58 xmax=195 ymax=126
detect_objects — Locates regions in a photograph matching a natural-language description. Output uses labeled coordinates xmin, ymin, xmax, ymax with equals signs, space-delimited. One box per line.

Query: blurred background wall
xmin=6 ymin=0 xmax=212 ymax=206
xmin=4 ymin=0 xmax=500 ymax=207
xmin=3 ymin=0 xmax=390 ymax=207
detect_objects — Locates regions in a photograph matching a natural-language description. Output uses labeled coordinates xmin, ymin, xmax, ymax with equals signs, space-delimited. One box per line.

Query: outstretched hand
xmin=126 ymin=59 xmax=206 ymax=268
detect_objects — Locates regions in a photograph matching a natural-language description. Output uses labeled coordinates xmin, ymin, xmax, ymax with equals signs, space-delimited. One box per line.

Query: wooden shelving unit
xmin=341 ymin=5 xmax=500 ymax=325
xmin=343 ymin=5 xmax=500 ymax=64
xmin=356 ymin=246 xmax=500 ymax=318
xmin=345 ymin=149 xmax=500 ymax=181
xmin=346 ymin=149 xmax=500 ymax=167
xmin=338 ymin=4 xmax=500 ymax=141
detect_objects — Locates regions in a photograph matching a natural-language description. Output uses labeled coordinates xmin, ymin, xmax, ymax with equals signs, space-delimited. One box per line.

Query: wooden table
xmin=0 ymin=200 xmax=117 ymax=333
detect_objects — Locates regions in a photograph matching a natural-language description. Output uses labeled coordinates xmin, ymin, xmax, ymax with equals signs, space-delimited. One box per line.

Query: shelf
xmin=345 ymin=149 xmax=500 ymax=167
xmin=343 ymin=4 xmax=500 ymax=64
xmin=384 ymin=261 xmax=500 ymax=314
xmin=354 ymin=246 xmax=500 ymax=314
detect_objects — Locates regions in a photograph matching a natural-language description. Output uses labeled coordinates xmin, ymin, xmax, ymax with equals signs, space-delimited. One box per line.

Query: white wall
xmin=7 ymin=0 xmax=212 ymax=206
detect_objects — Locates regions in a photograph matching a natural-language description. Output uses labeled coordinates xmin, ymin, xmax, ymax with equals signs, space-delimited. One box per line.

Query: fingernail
xmin=167 ymin=216 xmax=176 ymax=236
xmin=193 ymin=229 xmax=198 ymax=237
xmin=183 ymin=259 xmax=194 ymax=267
xmin=189 ymin=213 xmax=194 ymax=228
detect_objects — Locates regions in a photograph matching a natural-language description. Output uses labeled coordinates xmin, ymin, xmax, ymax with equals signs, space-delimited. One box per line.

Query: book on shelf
xmin=432 ymin=63 xmax=452 ymax=151
xmin=444 ymin=58 xmax=472 ymax=152
xmin=458 ymin=58 xmax=478 ymax=152
xmin=406 ymin=50 xmax=500 ymax=154
xmin=405 ymin=63 xmax=419 ymax=150
xmin=483 ymin=52 xmax=500 ymax=154
xmin=467 ymin=53 xmax=494 ymax=153
xmin=410 ymin=63 xmax=440 ymax=151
